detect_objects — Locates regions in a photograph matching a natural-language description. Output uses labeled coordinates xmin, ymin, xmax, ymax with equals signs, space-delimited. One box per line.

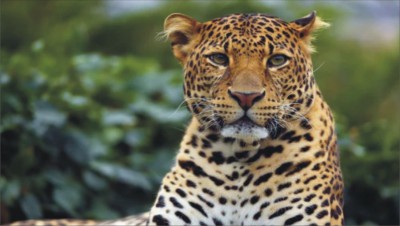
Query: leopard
xmin=6 ymin=11 xmax=344 ymax=226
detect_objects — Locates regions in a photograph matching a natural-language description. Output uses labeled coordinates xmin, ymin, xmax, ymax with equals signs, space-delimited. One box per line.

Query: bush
xmin=1 ymin=50 xmax=190 ymax=221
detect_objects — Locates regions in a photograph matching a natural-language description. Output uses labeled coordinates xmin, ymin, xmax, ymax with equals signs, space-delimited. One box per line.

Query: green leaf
xmin=72 ymin=54 xmax=105 ymax=73
xmin=29 ymin=101 xmax=66 ymax=136
xmin=52 ymin=185 xmax=82 ymax=215
xmin=63 ymin=130 xmax=91 ymax=164
xmin=0 ymin=115 xmax=26 ymax=132
xmin=86 ymin=137 xmax=107 ymax=158
xmin=31 ymin=39 xmax=45 ymax=52
xmin=90 ymin=161 xmax=152 ymax=190
xmin=83 ymin=171 xmax=107 ymax=191
xmin=43 ymin=169 xmax=67 ymax=186
xmin=0 ymin=178 xmax=21 ymax=205
xmin=20 ymin=194 xmax=42 ymax=219
xmin=62 ymin=92 xmax=89 ymax=107
xmin=87 ymin=200 xmax=120 ymax=220
xmin=103 ymin=127 xmax=124 ymax=144
xmin=34 ymin=101 xmax=66 ymax=126
xmin=0 ymin=72 xmax=10 ymax=85
xmin=124 ymin=130 xmax=146 ymax=147
xmin=102 ymin=110 xmax=136 ymax=126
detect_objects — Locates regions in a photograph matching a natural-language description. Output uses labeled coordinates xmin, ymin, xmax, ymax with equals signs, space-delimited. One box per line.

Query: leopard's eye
xmin=208 ymin=53 xmax=229 ymax=66
xmin=267 ymin=54 xmax=289 ymax=67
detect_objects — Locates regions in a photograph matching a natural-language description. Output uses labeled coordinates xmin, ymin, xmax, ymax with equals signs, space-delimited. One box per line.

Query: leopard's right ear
xmin=163 ymin=13 xmax=200 ymax=63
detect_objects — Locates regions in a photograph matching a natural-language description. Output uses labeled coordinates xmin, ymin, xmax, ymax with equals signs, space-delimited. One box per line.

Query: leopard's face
xmin=165 ymin=12 xmax=328 ymax=142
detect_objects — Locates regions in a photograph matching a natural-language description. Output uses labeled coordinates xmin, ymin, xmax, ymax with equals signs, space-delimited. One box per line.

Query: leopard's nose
xmin=228 ymin=89 xmax=265 ymax=111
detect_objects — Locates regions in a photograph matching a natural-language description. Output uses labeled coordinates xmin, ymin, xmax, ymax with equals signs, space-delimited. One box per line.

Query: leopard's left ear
xmin=289 ymin=11 xmax=330 ymax=53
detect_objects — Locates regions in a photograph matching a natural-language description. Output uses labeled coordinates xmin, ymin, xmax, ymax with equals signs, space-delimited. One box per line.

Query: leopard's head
xmin=163 ymin=12 xmax=329 ymax=142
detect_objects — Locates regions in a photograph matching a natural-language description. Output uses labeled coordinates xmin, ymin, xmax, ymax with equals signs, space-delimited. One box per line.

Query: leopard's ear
xmin=163 ymin=13 xmax=200 ymax=63
xmin=289 ymin=11 xmax=330 ymax=53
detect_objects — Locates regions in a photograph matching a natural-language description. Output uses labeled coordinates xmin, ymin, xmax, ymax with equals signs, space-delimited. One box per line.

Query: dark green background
xmin=1 ymin=1 xmax=399 ymax=225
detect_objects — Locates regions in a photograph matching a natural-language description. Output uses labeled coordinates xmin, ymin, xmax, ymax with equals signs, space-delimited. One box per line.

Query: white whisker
xmin=313 ymin=62 xmax=325 ymax=74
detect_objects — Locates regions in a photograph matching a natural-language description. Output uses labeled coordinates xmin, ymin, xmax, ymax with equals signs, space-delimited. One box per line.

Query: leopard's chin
xmin=221 ymin=117 xmax=269 ymax=141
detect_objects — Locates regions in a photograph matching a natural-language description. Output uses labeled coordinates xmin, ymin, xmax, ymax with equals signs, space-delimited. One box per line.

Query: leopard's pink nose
xmin=228 ymin=89 xmax=265 ymax=110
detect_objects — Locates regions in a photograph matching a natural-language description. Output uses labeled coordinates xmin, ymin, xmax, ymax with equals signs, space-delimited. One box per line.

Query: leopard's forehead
xmin=210 ymin=13 xmax=281 ymax=22
xmin=199 ymin=13 xmax=298 ymax=56
xmin=202 ymin=13 xmax=291 ymax=35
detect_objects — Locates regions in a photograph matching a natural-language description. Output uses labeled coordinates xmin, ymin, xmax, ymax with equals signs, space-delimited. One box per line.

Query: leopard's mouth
xmin=227 ymin=116 xmax=257 ymax=126
xmin=221 ymin=116 xmax=269 ymax=141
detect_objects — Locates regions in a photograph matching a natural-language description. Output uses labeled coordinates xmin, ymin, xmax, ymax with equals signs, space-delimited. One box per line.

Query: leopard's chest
xmin=161 ymin=161 xmax=318 ymax=225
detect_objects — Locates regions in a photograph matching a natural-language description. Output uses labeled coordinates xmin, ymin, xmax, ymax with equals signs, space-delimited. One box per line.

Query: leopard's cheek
xmin=211 ymin=98 xmax=243 ymax=125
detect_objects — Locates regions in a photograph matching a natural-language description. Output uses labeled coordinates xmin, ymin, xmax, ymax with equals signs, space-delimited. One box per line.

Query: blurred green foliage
xmin=1 ymin=0 xmax=399 ymax=225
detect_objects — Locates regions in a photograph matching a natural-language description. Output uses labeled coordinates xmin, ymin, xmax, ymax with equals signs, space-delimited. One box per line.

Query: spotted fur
xmin=7 ymin=12 xmax=344 ymax=226
xmin=148 ymin=11 xmax=343 ymax=226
